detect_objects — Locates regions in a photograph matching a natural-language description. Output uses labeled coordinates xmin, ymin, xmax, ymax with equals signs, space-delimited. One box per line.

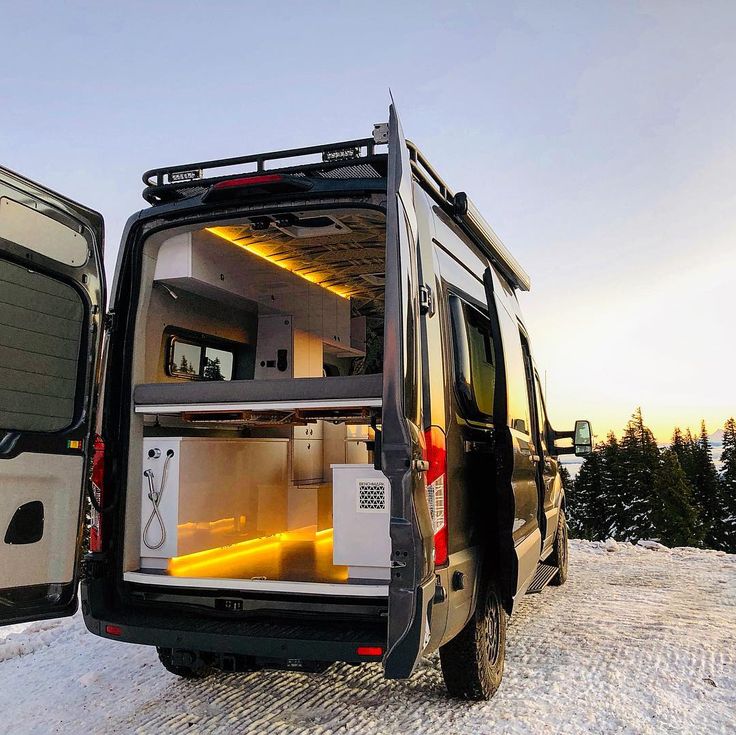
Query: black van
xmin=0 ymin=105 xmax=591 ymax=700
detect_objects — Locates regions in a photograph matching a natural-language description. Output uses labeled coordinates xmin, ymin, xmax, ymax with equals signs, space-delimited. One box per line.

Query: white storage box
xmin=140 ymin=437 xmax=288 ymax=569
xmin=331 ymin=463 xmax=391 ymax=581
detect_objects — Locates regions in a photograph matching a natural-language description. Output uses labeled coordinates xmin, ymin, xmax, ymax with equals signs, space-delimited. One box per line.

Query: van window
xmin=534 ymin=374 xmax=549 ymax=452
xmin=449 ymin=295 xmax=496 ymax=421
xmin=496 ymin=308 xmax=531 ymax=435
xmin=0 ymin=259 xmax=83 ymax=432
xmin=167 ymin=333 xmax=234 ymax=381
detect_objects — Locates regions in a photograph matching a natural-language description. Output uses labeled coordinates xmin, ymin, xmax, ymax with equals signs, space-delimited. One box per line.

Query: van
xmin=0 ymin=105 xmax=592 ymax=700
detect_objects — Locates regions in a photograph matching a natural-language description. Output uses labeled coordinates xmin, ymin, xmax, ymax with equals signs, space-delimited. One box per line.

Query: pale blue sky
xmin=2 ymin=1 xmax=735 ymax=439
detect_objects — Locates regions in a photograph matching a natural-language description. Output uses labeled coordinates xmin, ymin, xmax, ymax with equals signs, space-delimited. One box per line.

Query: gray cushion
xmin=134 ymin=373 xmax=383 ymax=406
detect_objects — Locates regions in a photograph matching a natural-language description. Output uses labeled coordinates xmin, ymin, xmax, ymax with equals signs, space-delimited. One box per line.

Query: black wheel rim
xmin=485 ymin=599 xmax=500 ymax=664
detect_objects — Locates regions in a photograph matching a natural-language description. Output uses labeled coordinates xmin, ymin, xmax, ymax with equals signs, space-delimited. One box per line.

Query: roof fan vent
xmin=273 ymin=214 xmax=351 ymax=239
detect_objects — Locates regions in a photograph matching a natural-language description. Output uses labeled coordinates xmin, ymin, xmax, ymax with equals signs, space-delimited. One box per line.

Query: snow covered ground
xmin=0 ymin=541 xmax=734 ymax=735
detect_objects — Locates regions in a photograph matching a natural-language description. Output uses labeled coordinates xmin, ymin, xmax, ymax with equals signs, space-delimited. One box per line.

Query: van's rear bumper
xmin=80 ymin=580 xmax=387 ymax=665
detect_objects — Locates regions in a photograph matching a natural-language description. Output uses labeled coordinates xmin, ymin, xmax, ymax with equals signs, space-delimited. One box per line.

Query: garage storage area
xmin=124 ymin=206 xmax=391 ymax=595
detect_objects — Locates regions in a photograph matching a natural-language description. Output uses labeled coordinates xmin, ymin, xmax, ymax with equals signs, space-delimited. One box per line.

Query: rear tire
xmin=156 ymin=647 xmax=212 ymax=679
xmin=549 ymin=508 xmax=569 ymax=586
xmin=439 ymin=583 xmax=506 ymax=700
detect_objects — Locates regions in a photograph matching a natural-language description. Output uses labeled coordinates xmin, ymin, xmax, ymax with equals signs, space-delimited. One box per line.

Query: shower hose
xmin=143 ymin=450 xmax=174 ymax=550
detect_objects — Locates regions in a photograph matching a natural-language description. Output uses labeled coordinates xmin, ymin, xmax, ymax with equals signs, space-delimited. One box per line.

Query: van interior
xmin=123 ymin=206 xmax=390 ymax=594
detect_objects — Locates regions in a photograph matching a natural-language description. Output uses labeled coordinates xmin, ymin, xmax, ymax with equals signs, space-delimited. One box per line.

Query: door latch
xmin=419 ymin=285 xmax=435 ymax=316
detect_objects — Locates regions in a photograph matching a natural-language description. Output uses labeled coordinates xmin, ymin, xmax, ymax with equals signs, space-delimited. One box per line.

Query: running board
xmin=526 ymin=563 xmax=558 ymax=594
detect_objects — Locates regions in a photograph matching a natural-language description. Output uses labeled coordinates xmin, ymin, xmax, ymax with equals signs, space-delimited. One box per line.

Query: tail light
xmin=204 ymin=173 xmax=312 ymax=201
xmin=89 ymin=435 xmax=106 ymax=553
xmin=423 ymin=426 xmax=448 ymax=565
xmin=356 ymin=646 xmax=383 ymax=657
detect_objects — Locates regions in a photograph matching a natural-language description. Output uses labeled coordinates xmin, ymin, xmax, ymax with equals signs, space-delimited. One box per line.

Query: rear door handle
xmin=0 ymin=432 xmax=20 ymax=459
xmin=464 ymin=440 xmax=492 ymax=454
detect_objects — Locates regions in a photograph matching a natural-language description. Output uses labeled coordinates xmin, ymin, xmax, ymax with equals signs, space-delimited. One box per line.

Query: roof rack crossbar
xmin=142 ymin=137 xmax=380 ymax=188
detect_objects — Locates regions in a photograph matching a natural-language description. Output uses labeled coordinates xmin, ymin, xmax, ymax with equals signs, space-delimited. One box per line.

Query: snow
xmin=0 ymin=541 xmax=734 ymax=734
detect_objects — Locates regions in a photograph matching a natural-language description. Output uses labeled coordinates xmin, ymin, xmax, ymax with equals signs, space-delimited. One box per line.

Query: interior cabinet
xmin=292 ymin=438 xmax=324 ymax=484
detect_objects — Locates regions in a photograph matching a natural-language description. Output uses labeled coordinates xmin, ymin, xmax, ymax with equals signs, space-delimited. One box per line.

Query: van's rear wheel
xmin=156 ymin=647 xmax=212 ymax=679
xmin=549 ymin=508 xmax=569 ymax=586
xmin=439 ymin=583 xmax=506 ymax=700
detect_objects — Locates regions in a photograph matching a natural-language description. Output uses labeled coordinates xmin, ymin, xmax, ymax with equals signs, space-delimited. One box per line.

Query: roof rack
xmin=139 ymin=128 xmax=530 ymax=291
xmin=141 ymin=137 xmax=387 ymax=205
xmin=406 ymin=140 xmax=531 ymax=292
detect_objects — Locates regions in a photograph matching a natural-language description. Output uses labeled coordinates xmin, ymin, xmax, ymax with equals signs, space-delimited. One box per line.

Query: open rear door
xmin=382 ymin=103 xmax=436 ymax=678
xmin=0 ymin=166 xmax=105 ymax=625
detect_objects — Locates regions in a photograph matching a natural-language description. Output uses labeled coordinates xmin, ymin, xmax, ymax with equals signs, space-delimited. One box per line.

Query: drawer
xmin=293 ymin=421 xmax=323 ymax=440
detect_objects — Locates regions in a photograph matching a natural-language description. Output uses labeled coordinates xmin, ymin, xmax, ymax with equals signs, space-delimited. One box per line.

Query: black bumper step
xmin=526 ymin=563 xmax=558 ymax=594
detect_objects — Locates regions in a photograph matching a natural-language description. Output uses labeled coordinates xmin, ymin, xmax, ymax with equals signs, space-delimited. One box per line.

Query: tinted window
xmin=449 ymin=296 xmax=496 ymax=421
xmin=0 ymin=258 xmax=83 ymax=432
xmin=534 ymin=375 xmax=549 ymax=451
xmin=497 ymin=307 xmax=531 ymax=435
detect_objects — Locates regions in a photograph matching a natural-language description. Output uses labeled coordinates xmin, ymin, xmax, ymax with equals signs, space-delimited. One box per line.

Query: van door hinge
xmin=419 ymin=285 xmax=435 ymax=316
xmin=103 ymin=311 xmax=116 ymax=333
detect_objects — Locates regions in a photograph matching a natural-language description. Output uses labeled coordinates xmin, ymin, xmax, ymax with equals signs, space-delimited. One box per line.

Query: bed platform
xmin=134 ymin=374 xmax=383 ymax=417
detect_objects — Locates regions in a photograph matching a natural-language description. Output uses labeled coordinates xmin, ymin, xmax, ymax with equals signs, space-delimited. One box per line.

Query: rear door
xmin=382 ymin=103 xmax=436 ymax=678
xmin=0 ymin=166 xmax=105 ymax=625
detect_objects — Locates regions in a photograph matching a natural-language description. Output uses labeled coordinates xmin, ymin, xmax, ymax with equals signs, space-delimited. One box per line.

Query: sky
xmin=1 ymin=1 xmax=734 ymax=442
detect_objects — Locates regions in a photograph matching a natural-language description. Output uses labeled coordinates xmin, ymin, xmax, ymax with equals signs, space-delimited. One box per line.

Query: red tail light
xmin=212 ymin=174 xmax=285 ymax=189
xmin=205 ymin=173 xmax=312 ymax=201
xmin=105 ymin=624 xmax=122 ymax=637
xmin=356 ymin=646 xmax=383 ymax=657
xmin=423 ymin=426 xmax=448 ymax=565
xmin=89 ymin=435 xmax=105 ymax=553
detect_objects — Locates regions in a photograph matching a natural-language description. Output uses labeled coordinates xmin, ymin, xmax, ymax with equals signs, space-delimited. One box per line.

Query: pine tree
xmin=617 ymin=407 xmax=660 ymax=541
xmin=567 ymin=448 xmax=604 ymax=539
xmin=559 ymin=464 xmax=572 ymax=495
xmin=651 ymin=449 xmax=702 ymax=547
xmin=719 ymin=418 xmax=736 ymax=553
xmin=599 ymin=433 xmax=623 ymax=539
xmin=690 ymin=421 xmax=725 ymax=549
xmin=204 ymin=356 xmax=224 ymax=381
xmin=670 ymin=427 xmax=696 ymax=480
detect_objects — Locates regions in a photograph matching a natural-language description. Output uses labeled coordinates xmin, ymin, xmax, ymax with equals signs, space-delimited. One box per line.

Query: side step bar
xmin=526 ymin=563 xmax=558 ymax=594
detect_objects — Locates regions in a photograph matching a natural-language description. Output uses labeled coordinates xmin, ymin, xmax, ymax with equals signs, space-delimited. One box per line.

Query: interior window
xmin=449 ymin=295 xmax=496 ymax=421
xmin=167 ymin=334 xmax=234 ymax=381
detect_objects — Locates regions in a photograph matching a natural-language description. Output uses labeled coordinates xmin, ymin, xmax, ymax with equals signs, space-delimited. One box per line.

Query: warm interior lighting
xmin=206 ymin=226 xmax=351 ymax=298
xmin=167 ymin=527 xmax=348 ymax=582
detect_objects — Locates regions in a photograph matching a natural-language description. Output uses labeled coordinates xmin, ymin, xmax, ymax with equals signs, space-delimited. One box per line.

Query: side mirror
xmin=574 ymin=420 xmax=593 ymax=456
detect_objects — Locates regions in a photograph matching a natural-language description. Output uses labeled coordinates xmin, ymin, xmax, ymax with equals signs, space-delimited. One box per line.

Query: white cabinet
xmin=332 ymin=464 xmax=391 ymax=580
